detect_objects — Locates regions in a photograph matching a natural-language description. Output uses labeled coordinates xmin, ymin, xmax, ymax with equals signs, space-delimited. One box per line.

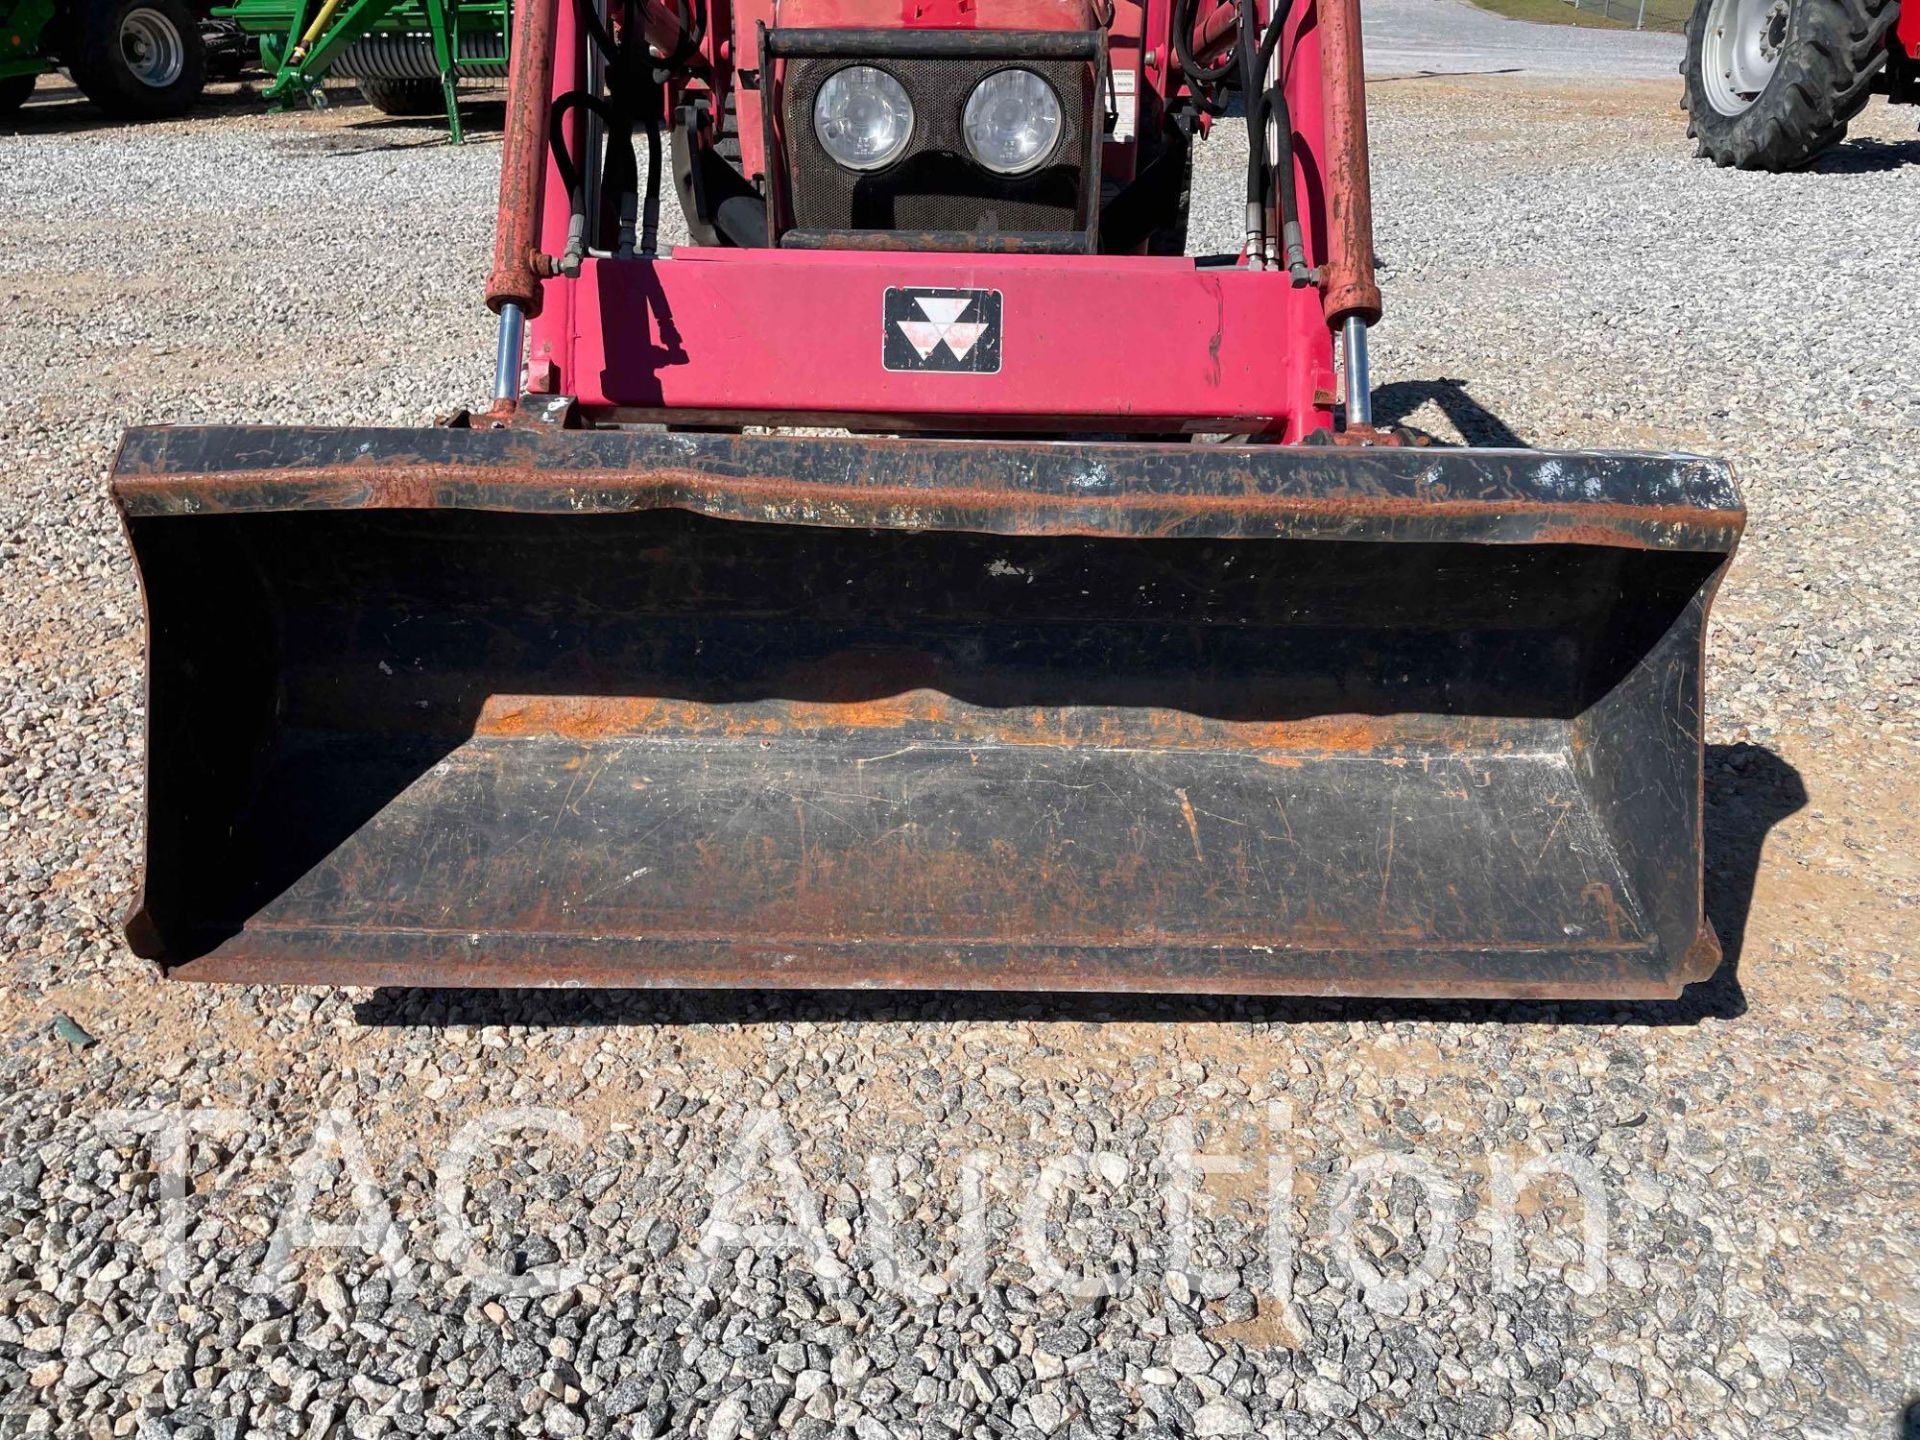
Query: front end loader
xmin=110 ymin=0 xmax=1744 ymax=998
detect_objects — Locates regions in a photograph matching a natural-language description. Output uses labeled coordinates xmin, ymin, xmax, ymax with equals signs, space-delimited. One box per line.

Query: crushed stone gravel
xmin=2 ymin=72 xmax=1917 ymax=1440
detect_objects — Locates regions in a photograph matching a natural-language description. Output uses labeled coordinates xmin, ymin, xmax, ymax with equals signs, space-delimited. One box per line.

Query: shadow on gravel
xmin=1371 ymin=378 xmax=1527 ymax=448
xmin=271 ymin=131 xmax=459 ymax=157
xmin=1811 ymin=136 xmax=1920 ymax=175
xmin=1692 ymin=741 xmax=1807 ymax=1020
xmin=1368 ymin=67 xmax=1523 ymax=83
xmin=324 ymin=96 xmax=506 ymax=145
xmin=0 ymin=79 xmax=260 ymax=136
xmin=0 ymin=77 xmax=503 ymax=145
xmin=354 ymin=746 xmax=1805 ymax=1033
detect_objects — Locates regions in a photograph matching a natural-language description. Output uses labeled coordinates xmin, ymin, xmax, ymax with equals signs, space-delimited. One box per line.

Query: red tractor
xmin=1684 ymin=0 xmax=1918 ymax=167
xmin=110 ymin=0 xmax=1747 ymax=999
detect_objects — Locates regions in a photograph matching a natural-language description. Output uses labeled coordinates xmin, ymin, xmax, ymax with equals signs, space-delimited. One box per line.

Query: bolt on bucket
xmin=110 ymin=425 xmax=1742 ymax=998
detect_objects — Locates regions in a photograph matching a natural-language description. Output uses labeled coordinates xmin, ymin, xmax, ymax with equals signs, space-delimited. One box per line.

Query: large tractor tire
xmin=1683 ymin=0 xmax=1899 ymax=169
xmin=357 ymin=76 xmax=446 ymax=116
xmin=0 ymin=72 xmax=38 ymax=115
xmin=67 ymin=0 xmax=205 ymax=119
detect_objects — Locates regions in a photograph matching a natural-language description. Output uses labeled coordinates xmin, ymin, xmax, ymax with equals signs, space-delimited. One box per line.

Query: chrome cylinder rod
xmin=493 ymin=302 xmax=526 ymax=403
xmin=1342 ymin=314 xmax=1372 ymax=428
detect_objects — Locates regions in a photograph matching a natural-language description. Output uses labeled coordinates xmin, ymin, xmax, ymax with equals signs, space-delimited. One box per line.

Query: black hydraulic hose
xmin=553 ymin=0 xmax=700 ymax=260
xmin=549 ymin=90 xmax=639 ymax=269
xmin=1240 ymin=0 xmax=1260 ymax=200
xmin=1172 ymin=0 xmax=1237 ymax=88
xmin=1265 ymin=0 xmax=1309 ymax=284
xmin=637 ymin=71 xmax=665 ymax=254
xmin=1239 ymin=0 xmax=1265 ymax=260
xmin=1260 ymin=85 xmax=1307 ymax=280
xmin=668 ymin=0 xmax=703 ymax=63
xmin=1239 ymin=0 xmax=1306 ymax=280
xmin=575 ymin=0 xmax=619 ymax=65
xmin=1253 ymin=0 xmax=1288 ymax=80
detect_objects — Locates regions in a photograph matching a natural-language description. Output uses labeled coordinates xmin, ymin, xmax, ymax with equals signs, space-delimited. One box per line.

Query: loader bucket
xmin=111 ymin=426 xmax=1742 ymax=999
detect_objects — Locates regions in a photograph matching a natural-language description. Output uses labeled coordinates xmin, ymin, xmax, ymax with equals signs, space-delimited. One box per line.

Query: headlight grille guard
xmin=759 ymin=25 xmax=1106 ymax=252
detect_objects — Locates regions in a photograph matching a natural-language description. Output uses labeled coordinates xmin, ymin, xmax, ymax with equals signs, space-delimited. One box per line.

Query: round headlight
xmin=812 ymin=65 xmax=914 ymax=172
xmin=962 ymin=68 xmax=1062 ymax=176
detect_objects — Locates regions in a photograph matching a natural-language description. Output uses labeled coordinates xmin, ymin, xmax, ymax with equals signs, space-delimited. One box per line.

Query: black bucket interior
xmin=126 ymin=507 xmax=1725 ymax=995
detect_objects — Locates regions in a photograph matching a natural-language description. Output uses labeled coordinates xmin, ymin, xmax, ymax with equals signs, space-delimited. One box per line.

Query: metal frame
xmin=494 ymin=0 xmax=1352 ymax=437
xmin=534 ymin=248 xmax=1333 ymax=435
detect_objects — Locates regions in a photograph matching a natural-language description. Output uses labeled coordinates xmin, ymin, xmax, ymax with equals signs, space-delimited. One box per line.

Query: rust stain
xmin=470 ymin=692 xmax=1536 ymax=755
xmin=1316 ymin=0 xmax=1383 ymax=326
xmin=1176 ymin=788 xmax=1205 ymax=863
xmin=484 ymin=0 xmax=561 ymax=317
xmin=1580 ymin=881 xmax=1628 ymax=943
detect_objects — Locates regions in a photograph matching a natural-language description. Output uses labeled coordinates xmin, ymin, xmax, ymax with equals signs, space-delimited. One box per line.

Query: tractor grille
xmin=771 ymin=32 xmax=1101 ymax=247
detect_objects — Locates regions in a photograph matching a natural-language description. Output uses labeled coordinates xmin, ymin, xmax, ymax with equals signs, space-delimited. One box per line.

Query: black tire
xmin=1682 ymin=0 xmax=1899 ymax=169
xmin=201 ymin=20 xmax=254 ymax=80
xmin=68 ymin=0 xmax=205 ymax=120
xmin=357 ymin=76 xmax=446 ymax=116
xmin=0 ymin=72 xmax=37 ymax=116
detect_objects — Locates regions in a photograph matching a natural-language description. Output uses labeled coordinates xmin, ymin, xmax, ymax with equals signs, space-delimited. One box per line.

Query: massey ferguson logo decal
xmin=883 ymin=288 xmax=1003 ymax=373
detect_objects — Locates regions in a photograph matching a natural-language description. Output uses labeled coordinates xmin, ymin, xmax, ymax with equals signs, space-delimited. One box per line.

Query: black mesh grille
xmin=781 ymin=53 xmax=1095 ymax=238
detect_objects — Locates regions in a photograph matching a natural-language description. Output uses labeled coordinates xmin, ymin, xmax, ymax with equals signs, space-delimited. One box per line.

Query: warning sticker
xmin=883 ymin=288 xmax=1003 ymax=373
xmin=1109 ymin=69 xmax=1136 ymax=143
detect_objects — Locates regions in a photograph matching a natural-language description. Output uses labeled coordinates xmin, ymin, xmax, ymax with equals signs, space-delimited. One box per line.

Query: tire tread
xmin=1681 ymin=0 xmax=1900 ymax=170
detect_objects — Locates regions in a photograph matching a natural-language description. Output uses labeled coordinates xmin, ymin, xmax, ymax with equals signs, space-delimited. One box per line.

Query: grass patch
xmin=1465 ymin=0 xmax=1692 ymax=32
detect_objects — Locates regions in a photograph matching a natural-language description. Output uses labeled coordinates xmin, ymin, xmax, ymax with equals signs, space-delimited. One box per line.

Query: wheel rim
xmin=1701 ymin=0 xmax=1790 ymax=116
xmin=119 ymin=7 xmax=185 ymax=89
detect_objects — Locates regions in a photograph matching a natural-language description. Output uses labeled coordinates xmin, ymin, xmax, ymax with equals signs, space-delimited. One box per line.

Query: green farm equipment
xmin=2 ymin=0 xmax=237 ymax=117
xmin=220 ymin=0 xmax=507 ymax=139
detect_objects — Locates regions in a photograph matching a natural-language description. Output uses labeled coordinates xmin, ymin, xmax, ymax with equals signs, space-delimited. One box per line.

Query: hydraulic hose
xmin=1239 ymin=0 xmax=1297 ymax=272
xmin=549 ymin=90 xmax=638 ymax=270
xmin=1259 ymin=84 xmax=1308 ymax=281
xmin=1239 ymin=0 xmax=1263 ymax=265
xmin=1173 ymin=0 xmax=1238 ymax=89
xmin=551 ymin=0 xmax=691 ymax=263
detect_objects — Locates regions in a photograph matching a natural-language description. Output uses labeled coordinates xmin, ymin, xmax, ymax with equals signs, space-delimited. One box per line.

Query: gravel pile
xmin=2 ymin=76 xmax=1916 ymax=1440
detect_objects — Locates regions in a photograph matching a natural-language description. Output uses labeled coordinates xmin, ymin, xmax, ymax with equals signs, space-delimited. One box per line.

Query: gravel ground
xmin=3 ymin=70 xmax=1919 ymax=1440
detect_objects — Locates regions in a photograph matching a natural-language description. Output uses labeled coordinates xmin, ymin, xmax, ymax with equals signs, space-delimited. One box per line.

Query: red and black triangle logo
xmin=883 ymin=288 xmax=1002 ymax=373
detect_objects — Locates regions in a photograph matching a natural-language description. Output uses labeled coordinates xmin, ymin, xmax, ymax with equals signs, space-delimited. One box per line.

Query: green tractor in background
xmin=219 ymin=0 xmax=507 ymax=140
xmin=2 ymin=0 xmax=247 ymax=118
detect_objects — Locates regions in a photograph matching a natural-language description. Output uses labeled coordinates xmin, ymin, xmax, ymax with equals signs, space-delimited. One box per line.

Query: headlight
xmin=813 ymin=66 xmax=914 ymax=172
xmin=962 ymin=68 xmax=1062 ymax=176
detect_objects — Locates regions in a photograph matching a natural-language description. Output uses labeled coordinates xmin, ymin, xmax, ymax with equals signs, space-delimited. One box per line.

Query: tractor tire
xmin=1682 ymin=0 xmax=1899 ymax=169
xmin=0 ymin=72 xmax=37 ymax=115
xmin=67 ymin=0 xmax=205 ymax=120
xmin=357 ymin=77 xmax=446 ymax=117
